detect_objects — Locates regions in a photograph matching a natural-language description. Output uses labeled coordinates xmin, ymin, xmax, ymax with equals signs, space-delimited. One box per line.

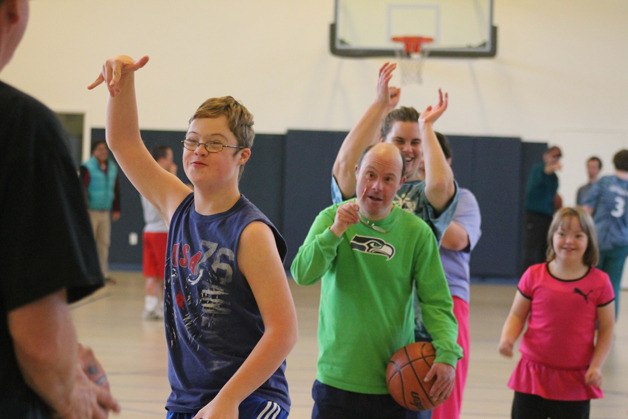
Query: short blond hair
xmin=190 ymin=96 xmax=254 ymax=178
xmin=190 ymin=96 xmax=254 ymax=149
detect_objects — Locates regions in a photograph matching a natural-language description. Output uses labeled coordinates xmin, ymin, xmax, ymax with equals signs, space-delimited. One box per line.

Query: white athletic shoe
xmin=142 ymin=308 xmax=163 ymax=321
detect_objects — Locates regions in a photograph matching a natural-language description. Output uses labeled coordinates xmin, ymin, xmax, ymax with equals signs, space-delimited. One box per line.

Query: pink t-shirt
xmin=508 ymin=263 xmax=614 ymax=400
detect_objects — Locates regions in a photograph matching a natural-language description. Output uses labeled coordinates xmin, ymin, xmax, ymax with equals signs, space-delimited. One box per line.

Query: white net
xmin=394 ymin=49 xmax=430 ymax=85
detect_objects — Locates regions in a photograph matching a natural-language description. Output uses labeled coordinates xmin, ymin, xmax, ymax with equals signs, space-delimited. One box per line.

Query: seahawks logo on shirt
xmin=350 ymin=235 xmax=395 ymax=260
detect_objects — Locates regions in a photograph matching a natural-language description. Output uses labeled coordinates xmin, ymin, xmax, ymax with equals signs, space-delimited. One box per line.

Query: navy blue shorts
xmin=312 ymin=379 xmax=429 ymax=419
xmin=166 ymin=394 xmax=288 ymax=419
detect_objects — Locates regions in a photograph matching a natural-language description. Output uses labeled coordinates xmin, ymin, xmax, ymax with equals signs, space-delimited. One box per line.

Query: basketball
xmin=386 ymin=341 xmax=441 ymax=411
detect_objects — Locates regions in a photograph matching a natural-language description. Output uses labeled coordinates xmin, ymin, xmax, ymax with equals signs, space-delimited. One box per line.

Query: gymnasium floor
xmin=73 ymin=272 xmax=628 ymax=418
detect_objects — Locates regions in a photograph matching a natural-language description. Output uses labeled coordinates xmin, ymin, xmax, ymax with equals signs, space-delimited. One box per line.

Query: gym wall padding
xmin=282 ymin=130 xmax=347 ymax=267
xmin=94 ymin=127 xmax=544 ymax=279
xmin=449 ymin=136 xmax=523 ymax=278
xmin=239 ymin=134 xmax=286 ymax=232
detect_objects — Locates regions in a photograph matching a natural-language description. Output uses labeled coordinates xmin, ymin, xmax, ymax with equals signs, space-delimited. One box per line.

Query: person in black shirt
xmin=0 ymin=0 xmax=120 ymax=416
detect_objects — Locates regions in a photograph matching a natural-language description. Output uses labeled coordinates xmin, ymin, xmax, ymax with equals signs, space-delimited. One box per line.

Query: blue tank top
xmin=164 ymin=193 xmax=289 ymax=413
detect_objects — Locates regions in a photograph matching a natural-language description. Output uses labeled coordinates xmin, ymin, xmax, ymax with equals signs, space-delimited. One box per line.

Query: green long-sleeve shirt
xmin=291 ymin=203 xmax=462 ymax=394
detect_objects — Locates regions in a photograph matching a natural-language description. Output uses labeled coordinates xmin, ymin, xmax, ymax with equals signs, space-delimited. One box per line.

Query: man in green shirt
xmin=291 ymin=143 xmax=461 ymax=418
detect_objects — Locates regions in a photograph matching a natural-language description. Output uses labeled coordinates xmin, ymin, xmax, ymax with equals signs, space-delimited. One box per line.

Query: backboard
xmin=330 ymin=0 xmax=497 ymax=58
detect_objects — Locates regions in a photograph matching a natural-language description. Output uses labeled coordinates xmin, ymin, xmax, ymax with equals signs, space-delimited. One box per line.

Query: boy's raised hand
xmin=87 ymin=55 xmax=150 ymax=97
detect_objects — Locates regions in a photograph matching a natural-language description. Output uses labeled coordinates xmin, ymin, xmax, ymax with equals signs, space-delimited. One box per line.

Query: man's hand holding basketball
xmin=424 ymin=362 xmax=455 ymax=402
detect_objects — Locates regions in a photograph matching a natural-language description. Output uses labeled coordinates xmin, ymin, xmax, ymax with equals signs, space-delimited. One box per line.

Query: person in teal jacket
xmin=522 ymin=145 xmax=562 ymax=272
xmin=291 ymin=143 xmax=461 ymax=419
xmin=80 ymin=140 xmax=121 ymax=282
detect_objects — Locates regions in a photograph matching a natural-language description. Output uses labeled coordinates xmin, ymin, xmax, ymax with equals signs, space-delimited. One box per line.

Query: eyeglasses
xmin=181 ymin=138 xmax=245 ymax=153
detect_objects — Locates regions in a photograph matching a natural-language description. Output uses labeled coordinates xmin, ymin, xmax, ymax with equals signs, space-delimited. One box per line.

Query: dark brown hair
xmin=380 ymin=106 xmax=419 ymax=139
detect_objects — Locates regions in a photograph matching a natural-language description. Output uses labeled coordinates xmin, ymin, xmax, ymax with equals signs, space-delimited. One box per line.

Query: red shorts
xmin=143 ymin=231 xmax=167 ymax=279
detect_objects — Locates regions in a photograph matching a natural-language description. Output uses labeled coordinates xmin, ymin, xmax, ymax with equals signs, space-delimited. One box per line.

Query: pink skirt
xmin=508 ymin=357 xmax=603 ymax=401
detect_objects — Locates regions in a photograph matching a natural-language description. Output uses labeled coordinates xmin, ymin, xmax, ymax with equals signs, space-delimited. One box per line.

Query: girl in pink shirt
xmin=499 ymin=207 xmax=615 ymax=418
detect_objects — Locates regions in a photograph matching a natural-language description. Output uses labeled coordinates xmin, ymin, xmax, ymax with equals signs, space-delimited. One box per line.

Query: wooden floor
xmin=72 ymin=271 xmax=628 ymax=418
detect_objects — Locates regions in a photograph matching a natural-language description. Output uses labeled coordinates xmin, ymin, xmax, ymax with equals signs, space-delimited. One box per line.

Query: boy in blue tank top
xmin=89 ymin=55 xmax=298 ymax=419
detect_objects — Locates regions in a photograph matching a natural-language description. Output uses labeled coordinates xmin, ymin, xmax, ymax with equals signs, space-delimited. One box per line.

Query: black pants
xmin=522 ymin=211 xmax=553 ymax=272
xmin=311 ymin=380 xmax=428 ymax=419
xmin=512 ymin=392 xmax=590 ymax=419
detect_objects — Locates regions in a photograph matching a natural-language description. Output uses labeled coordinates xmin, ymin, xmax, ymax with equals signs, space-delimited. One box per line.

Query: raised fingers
xmin=377 ymin=62 xmax=399 ymax=104
xmin=87 ymin=55 xmax=150 ymax=96
xmin=107 ymin=60 xmax=122 ymax=86
xmin=437 ymin=88 xmax=449 ymax=111
xmin=420 ymin=89 xmax=449 ymax=124
xmin=129 ymin=55 xmax=150 ymax=72
xmin=378 ymin=61 xmax=396 ymax=78
xmin=86 ymin=74 xmax=105 ymax=90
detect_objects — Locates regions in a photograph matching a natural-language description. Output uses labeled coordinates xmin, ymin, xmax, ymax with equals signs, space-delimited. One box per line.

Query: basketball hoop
xmin=391 ymin=36 xmax=433 ymax=85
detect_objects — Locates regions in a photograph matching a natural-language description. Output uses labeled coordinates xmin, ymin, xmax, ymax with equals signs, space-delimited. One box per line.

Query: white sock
xmin=145 ymin=295 xmax=158 ymax=312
